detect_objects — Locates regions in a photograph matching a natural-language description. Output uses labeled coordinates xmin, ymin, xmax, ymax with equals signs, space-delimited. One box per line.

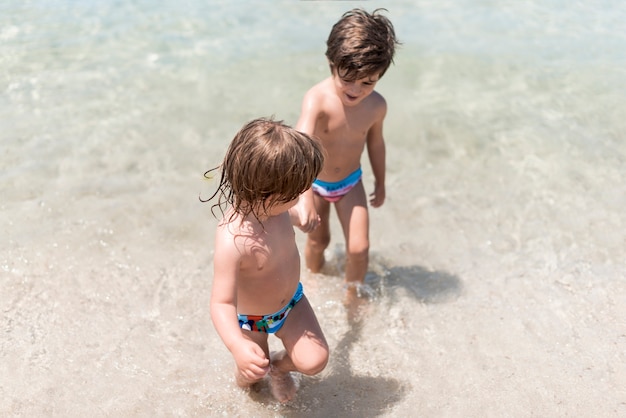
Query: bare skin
xmin=211 ymin=199 xmax=329 ymax=403
xmin=296 ymin=70 xmax=387 ymax=286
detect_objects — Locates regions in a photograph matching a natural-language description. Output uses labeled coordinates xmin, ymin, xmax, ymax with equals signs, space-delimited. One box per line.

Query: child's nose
xmin=347 ymin=82 xmax=360 ymax=95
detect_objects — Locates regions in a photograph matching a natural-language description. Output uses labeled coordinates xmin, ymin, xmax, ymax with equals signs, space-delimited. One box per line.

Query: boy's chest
xmin=241 ymin=239 xmax=299 ymax=274
xmin=321 ymin=104 xmax=375 ymax=142
xmin=238 ymin=226 xmax=298 ymax=272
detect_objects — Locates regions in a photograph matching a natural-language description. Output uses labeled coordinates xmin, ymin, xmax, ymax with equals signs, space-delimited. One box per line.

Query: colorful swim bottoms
xmin=237 ymin=282 xmax=304 ymax=333
xmin=312 ymin=167 xmax=362 ymax=203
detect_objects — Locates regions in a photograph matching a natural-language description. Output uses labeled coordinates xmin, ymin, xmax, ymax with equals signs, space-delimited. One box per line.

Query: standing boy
xmin=205 ymin=118 xmax=328 ymax=403
xmin=295 ymin=9 xmax=399 ymax=294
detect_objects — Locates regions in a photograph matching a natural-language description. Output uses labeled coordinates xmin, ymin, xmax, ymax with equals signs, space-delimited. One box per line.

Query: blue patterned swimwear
xmin=237 ymin=283 xmax=304 ymax=333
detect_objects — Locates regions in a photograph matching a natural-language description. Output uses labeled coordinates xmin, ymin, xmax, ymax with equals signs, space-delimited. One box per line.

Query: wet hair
xmin=326 ymin=8 xmax=400 ymax=82
xmin=201 ymin=117 xmax=324 ymax=223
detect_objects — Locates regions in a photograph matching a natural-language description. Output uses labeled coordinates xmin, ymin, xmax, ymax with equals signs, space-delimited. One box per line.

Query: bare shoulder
xmin=214 ymin=218 xmax=238 ymax=252
xmin=361 ymin=90 xmax=387 ymax=125
xmin=298 ymin=78 xmax=337 ymax=132
xmin=214 ymin=216 xmax=250 ymax=257
xmin=368 ymin=90 xmax=387 ymax=112
xmin=302 ymin=78 xmax=335 ymax=109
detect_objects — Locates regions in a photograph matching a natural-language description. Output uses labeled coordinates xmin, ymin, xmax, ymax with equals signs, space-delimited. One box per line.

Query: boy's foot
xmin=306 ymin=258 xmax=325 ymax=274
xmin=235 ymin=370 xmax=251 ymax=388
xmin=234 ymin=369 xmax=263 ymax=389
xmin=269 ymin=366 xmax=297 ymax=403
xmin=343 ymin=282 xmax=373 ymax=324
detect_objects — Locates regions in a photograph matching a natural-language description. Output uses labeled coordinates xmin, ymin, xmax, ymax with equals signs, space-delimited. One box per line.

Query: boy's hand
xmin=369 ymin=183 xmax=386 ymax=208
xmin=232 ymin=340 xmax=270 ymax=382
xmin=292 ymin=193 xmax=320 ymax=233
xmin=296 ymin=208 xmax=321 ymax=233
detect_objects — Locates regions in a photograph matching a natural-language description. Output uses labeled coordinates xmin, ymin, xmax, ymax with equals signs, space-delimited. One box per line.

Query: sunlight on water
xmin=2 ymin=1 xmax=625 ymax=416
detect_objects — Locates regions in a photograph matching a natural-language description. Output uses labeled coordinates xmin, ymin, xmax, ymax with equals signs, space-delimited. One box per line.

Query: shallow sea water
xmin=2 ymin=1 xmax=625 ymax=416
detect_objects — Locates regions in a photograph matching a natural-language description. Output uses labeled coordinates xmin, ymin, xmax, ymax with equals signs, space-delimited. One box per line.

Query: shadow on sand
xmin=374 ymin=262 xmax=464 ymax=305
xmin=325 ymin=249 xmax=464 ymax=304
xmin=246 ymin=298 xmax=405 ymax=416
xmin=288 ymin=314 xmax=407 ymax=418
xmin=248 ymin=251 xmax=463 ymax=416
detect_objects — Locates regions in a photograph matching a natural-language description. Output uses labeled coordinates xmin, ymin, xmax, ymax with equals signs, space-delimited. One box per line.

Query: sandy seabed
xmin=2 ymin=2 xmax=625 ymax=414
xmin=2 ymin=152 xmax=625 ymax=417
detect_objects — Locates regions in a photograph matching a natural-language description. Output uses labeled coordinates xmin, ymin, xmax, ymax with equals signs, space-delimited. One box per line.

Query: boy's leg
xmin=334 ymin=181 xmax=369 ymax=285
xmin=272 ymin=295 xmax=329 ymax=402
xmin=305 ymin=194 xmax=331 ymax=272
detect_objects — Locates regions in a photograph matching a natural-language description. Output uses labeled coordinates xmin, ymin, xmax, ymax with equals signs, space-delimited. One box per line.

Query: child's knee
xmin=296 ymin=347 xmax=329 ymax=376
xmin=309 ymin=234 xmax=330 ymax=251
xmin=347 ymin=240 xmax=369 ymax=259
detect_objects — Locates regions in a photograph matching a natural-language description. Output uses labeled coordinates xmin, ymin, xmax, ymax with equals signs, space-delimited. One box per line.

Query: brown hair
xmin=326 ymin=8 xmax=400 ymax=81
xmin=202 ymin=117 xmax=324 ymax=222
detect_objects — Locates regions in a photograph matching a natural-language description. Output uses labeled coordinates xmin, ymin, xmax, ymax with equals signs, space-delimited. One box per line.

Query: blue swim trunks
xmin=312 ymin=167 xmax=362 ymax=202
xmin=237 ymin=282 xmax=304 ymax=333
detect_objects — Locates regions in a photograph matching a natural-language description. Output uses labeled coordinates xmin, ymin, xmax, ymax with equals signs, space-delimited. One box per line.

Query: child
xmin=203 ymin=118 xmax=328 ymax=403
xmin=294 ymin=9 xmax=400 ymax=294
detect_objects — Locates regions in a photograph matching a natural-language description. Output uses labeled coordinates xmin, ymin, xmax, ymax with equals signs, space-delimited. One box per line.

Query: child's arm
xmin=292 ymin=188 xmax=320 ymax=232
xmin=211 ymin=225 xmax=270 ymax=380
xmin=366 ymin=104 xmax=387 ymax=208
xmin=293 ymin=91 xmax=323 ymax=232
xmin=289 ymin=192 xmax=320 ymax=232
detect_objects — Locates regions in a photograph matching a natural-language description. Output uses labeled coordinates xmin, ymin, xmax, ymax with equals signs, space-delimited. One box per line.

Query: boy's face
xmin=332 ymin=69 xmax=380 ymax=107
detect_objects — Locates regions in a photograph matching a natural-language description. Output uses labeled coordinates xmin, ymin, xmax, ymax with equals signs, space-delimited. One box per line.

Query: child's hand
xmin=232 ymin=340 xmax=270 ymax=382
xmin=296 ymin=210 xmax=321 ymax=233
xmin=369 ymin=183 xmax=386 ymax=208
xmin=291 ymin=197 xmax=320 ymax=233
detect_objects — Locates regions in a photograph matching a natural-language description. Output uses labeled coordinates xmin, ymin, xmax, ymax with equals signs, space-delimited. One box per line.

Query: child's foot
xmin=234 ymin=369 xmax=263 ymax=389
xmin=269 ymin=366 xmax=297 ymax=403
xmin=307 ymin=258 xmax=325 ymax=274
xmin=235 ymin=370 xmax=251 ymax=388
xmin=343 ymin=282 xmax=372 ymax=324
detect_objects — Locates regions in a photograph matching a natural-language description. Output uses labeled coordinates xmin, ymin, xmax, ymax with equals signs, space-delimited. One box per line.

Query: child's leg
xmin=305 ymin=195 xmax=331 ymax=272
xmin=272 ymin=295 xmax=329 ymax=402
xmin=335 ymin=181 xmax=369 ymax=285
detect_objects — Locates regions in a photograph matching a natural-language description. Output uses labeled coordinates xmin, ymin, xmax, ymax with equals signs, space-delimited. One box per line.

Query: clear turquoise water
xmin=2 ymin=1 xmax=625 ymax=416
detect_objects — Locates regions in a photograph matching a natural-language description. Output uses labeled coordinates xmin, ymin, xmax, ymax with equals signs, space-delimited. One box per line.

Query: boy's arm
xmin=291 ymin=188 xmax=320 ymax=233
xmin=366 ymin=103 xmax=387 ymax=208
xmin=288 ymin=193 xmax=319 ymax=232
xmin=210 ymin=225 xmax=270 ymax=379
xmin=294 ymin=91 xmax=323 ymax=232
